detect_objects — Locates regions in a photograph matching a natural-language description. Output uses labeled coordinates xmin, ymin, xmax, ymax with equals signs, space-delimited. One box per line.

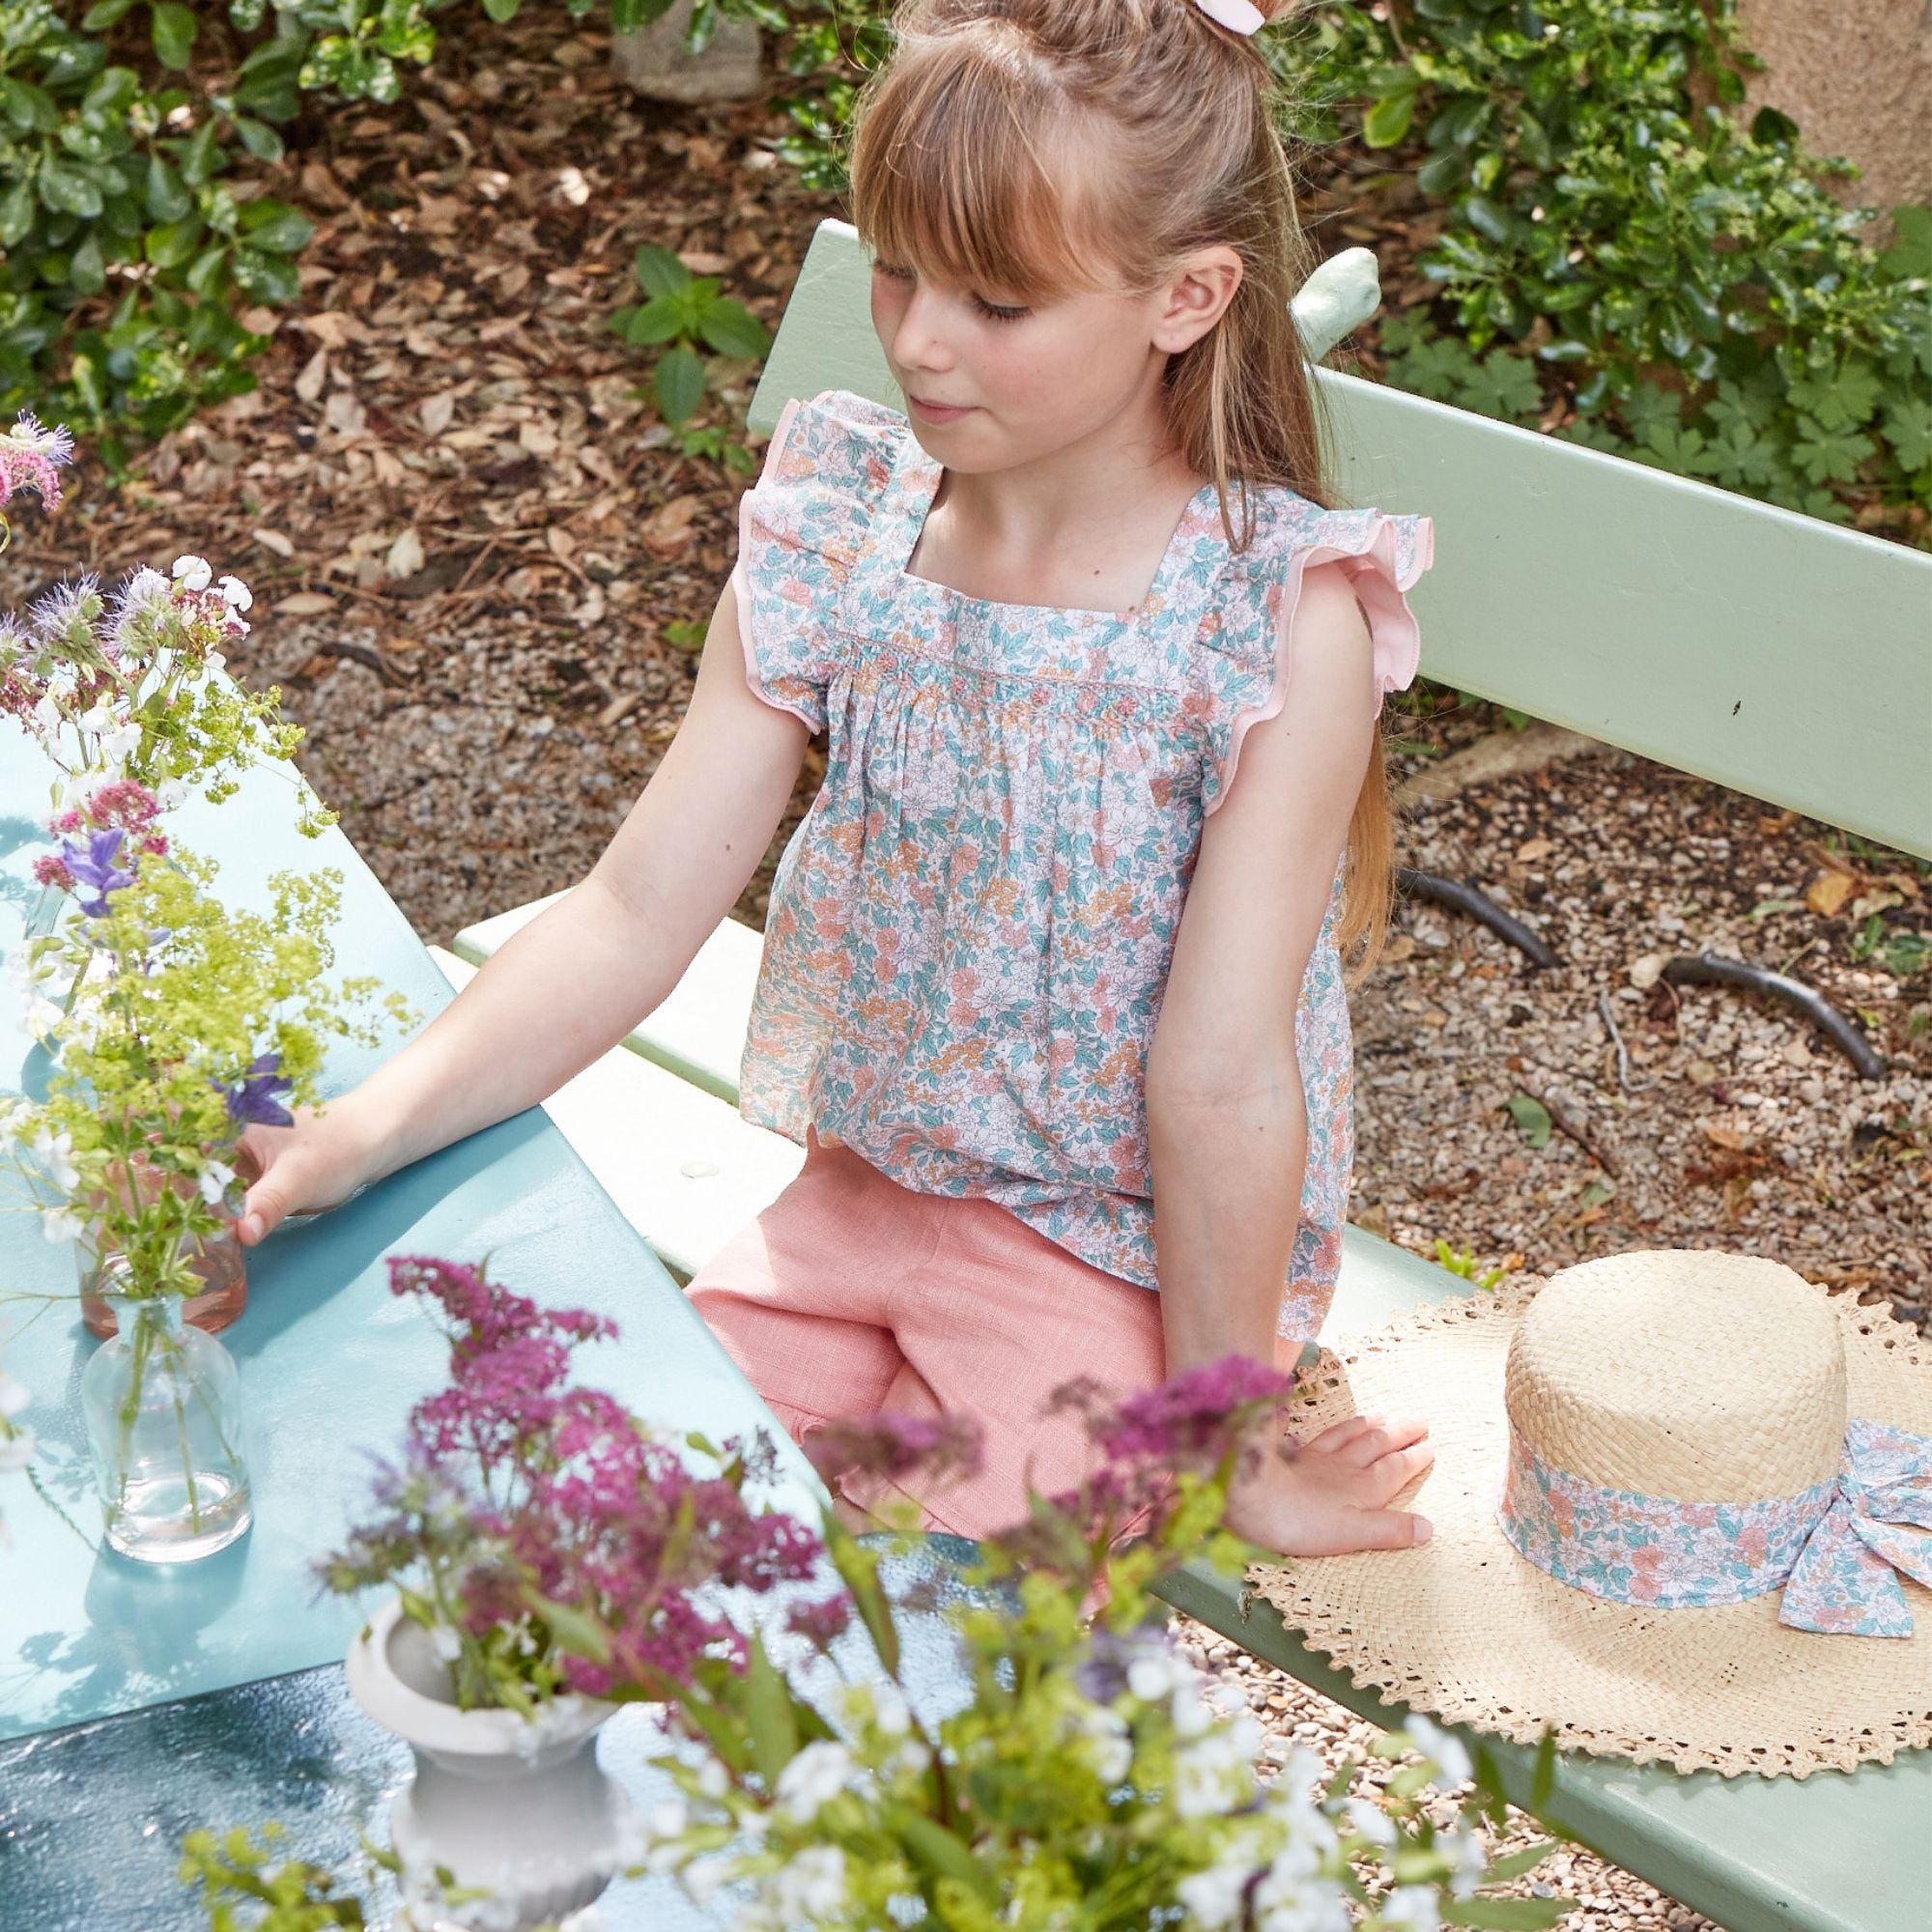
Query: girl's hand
xmin=231 ymin=1101 xmax=383 ymax=1247
xmin=1222 ymin=1412 xmax=1435 ymax=1556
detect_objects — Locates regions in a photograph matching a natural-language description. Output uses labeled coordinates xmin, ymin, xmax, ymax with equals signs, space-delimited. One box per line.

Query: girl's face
xmin=867 ymin=252 xmax=1236 ymax=472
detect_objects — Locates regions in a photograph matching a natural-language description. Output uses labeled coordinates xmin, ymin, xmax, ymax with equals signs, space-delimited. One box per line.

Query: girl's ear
xmin=1153 ymin=246 xmax=1244 ymax=355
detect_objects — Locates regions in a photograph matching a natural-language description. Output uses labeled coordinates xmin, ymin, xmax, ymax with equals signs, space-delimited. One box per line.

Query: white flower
xmin=1127 ymin=1650 xmax=1185 ymax=1702
xmin=696 ymin=1756 xmax=729 ymax=1801
xmin=1170 ymin=1680 xmax=1218 ymax=1739
xmin=0 ymin=1428 xmax=36 ymax=1474
xmin=204 ymin=648 xmax=227 ymax=676
xmin=1404 ymin=1715 xmax=1473 ymax=1789
xmin=198 ymin=1159 xmax=238 ymax=1208
xmin=100 ymin=720 xmax=143 ymax=769
xmin=1178 ymin=1835 xmax=1271 ymax=1929
xmin=428 ymin=1623 xmax=463 ymax=1663
xmin=1378 ymin=1885 xmax=1442 ymax=1932
xmin=1172 ymin=1714 xmax=1264 ymax=1819
xmin=41 ymin=1205 xmax=84 ymax=1244
xmin=172 ymin=554 xmax=213 ymax=592
xmin=645 ymin=1797 xmax=688 ymax=1843
xmin=1344 ymin=1795 xmax=1397 ymax=1844
xmin=774 ymin=1843 xmax=846 ymax=1917
xmin=1444 ymin=1825 xmax=1487 ymax=1898
xmin=0 ymin=1374 xmax=27 ymax=1421
xmin=30 ymin=694 xmax=62 ymax=738
xmin=774 ymin=1740 xmax=854 ymax=1825
xmin=30 ymin=1126 xmax=79 ymax=1195
xmin=680 ymin=1856 xmax=733 ymax=1907
xmin=75 ymin=701 xmax=117 ymax=735
xmin=215 ymin=575 xmax=252 ymax=611
xmin=873 ymin=1681 xmax=911 ymax=1735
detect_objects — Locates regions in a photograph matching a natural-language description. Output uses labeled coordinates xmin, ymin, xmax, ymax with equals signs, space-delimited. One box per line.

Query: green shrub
xmin=1279 ymin=0 xmax=1932 ymax=535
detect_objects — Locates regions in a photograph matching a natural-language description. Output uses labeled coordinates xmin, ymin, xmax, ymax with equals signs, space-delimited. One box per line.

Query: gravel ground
xmin=6 ymin=15 xmax=1925 ymax=1923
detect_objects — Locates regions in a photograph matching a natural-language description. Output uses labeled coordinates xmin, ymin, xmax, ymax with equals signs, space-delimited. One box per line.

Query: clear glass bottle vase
xmin=80 ymin=1279 xmax=254 ymax=1563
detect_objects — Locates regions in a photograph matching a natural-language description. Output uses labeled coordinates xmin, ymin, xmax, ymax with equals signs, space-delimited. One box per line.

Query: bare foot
xmin=1222 ymin=1412 xmax=1435 ymax=1557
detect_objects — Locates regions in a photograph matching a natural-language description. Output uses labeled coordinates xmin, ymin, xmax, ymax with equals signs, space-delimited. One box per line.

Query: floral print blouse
xmin=729 ymin=387 xmax=1433 ymax=1345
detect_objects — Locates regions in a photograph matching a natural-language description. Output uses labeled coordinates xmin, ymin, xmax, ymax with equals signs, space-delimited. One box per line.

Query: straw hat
xmin=1247 ymin=1250 xmax=1932 ymax=1778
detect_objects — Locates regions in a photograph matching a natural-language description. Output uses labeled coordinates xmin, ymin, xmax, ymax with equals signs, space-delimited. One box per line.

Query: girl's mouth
xmin=908 ymin=395 xmax=976 ymax=424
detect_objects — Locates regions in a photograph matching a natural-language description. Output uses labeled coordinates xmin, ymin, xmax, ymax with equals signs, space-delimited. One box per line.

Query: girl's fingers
xmin=1368 ymin=1443 xmax=1435 ymax=1499
xmin=1345 ymin=1416 xmax=1431 ymax=1467
xmin=1303 ymin=1415 xmax=1376 ymax=1455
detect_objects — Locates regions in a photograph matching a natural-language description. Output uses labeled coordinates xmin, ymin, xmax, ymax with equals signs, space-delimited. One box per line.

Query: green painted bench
xmin=448 ymin=216 xmax=1932 ymax=1931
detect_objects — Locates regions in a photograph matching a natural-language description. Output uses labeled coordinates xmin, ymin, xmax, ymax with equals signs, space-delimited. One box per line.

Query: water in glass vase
xmin=80 ymin=1281 xmax=253 ymax=1563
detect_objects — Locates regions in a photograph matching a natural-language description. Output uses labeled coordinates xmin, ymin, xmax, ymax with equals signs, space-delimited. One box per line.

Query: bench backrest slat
xmin=753 ymin=219 xmax=1932 ymax=861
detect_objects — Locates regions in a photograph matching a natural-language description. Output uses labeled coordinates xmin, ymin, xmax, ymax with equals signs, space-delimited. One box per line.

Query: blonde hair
xmin=844 ymin=0 xmax=1401 ymax=984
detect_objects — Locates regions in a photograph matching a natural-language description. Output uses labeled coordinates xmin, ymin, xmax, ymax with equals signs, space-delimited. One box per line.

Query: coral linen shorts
xmin=685 ymin=1126 xmax=1182 ymax=1540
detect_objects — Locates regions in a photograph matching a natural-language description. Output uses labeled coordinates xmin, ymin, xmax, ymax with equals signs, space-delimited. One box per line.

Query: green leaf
xmin=70 ymin=232 xmax=106 ymax=294
xmin=1441 ymin=1900 xmax=1570 ymax=1930
xmin=144 ymin=218 xmax=203 ymax=269
xmin=1504 ymin=1094 xmax=1552 ymax=1150
xmin=1789 ymin=415 xmax=1874 ymax=485
xmin=83 ymin=0 xmax=138 ymax=24
xmin=239 ymin=201 xmax=315 ymax=253
xmin=482 ymin=0 xmax=522 ymax=17
xmin=0 ymin=77 xmax=59 ymax=132
xmin=151 ymin=2 xmax=199 ymax=70
xmin=696 ymin=298 xmax=770 ymax=360
xmin=624 ymin=291 xmax=690 ymax=348
xmin=0 ymin=180 xmax=34 ymax=249
xmin=654 ymin=342 xmax=706 ymax=424
xmin=231 ymin=247 xmax=298 ymax=303
xmin=1486 ymin=1839 xmax=1562 ymax=1884
xmin=40 ymin=163 xmax=104 ymax=219
xmin=1363 ymin=93 xmax=1414 ymax=148
xmin=635 ymin=241 xmax=692 ymax=297
xmin=740 ymin=1631 xmax=799 ymax=1788
xmin=1878 ymin=205 xmax=1932 ymax=282
xmin=1880 ymin=396 xmax=1932 ymax=471
xmin=145 ymin=156 xmax=191 ymax=223
xmin=1531 ymin=1724 xmax=1558 ymax=1808
xmin=233 ymin=117 xmax=285 ymax=164
xmin=886 ymin=1805 xmax=999 ymax=1901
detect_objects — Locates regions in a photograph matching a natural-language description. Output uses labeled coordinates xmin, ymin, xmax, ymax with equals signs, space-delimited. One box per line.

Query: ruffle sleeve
xmin=1197 ymin=500 xmax=1435 ymax=817
xmin=730 ymin=387 xmax=899 ymax=734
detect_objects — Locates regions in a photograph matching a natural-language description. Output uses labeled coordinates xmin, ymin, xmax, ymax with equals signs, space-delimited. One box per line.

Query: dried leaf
xmin=251 ymin=527 xmax=295 ymax=558
xmin=1516 ymin=837 xmax=1554 ymax=864
xmin=1627 ymin=952 xmax=1666 ymax=990
xmin=273 ymin=592 xmax=336 ymax=616
xmin=1805 ymin=869 xmax=1856 ymax=918
xmin=295 ymin=347 xmax=329 ymax=405
xmin=420 ymin=391 xmax=458 ymax=436
xmin=640 ymin=494 xmax=702 ymax=553
xmin=324 ymin=389 xmax=368 ymax=440
xmin=385 ymin=528 xmax=426 ymax=579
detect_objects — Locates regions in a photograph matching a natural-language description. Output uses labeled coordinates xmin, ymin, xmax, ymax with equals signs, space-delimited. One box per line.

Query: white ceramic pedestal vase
xmin=346 ymin=1600 xmax=638 ymax=1930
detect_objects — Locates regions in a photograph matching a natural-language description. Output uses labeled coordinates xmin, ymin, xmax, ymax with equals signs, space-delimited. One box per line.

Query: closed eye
xmin=870 ymin=258 xmax=1031 ymax=326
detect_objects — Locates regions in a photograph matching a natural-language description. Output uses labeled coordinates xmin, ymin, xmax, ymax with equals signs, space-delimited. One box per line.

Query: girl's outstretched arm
xmin=235 ymin=578 xmax=812 ymax=1244
xmin=1145 ymin=560 xmax=1432 ymax=1555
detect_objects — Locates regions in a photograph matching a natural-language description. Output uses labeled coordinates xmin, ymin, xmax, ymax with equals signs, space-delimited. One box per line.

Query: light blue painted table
xmin=0 ymin=719 xmax=860 ymax=1924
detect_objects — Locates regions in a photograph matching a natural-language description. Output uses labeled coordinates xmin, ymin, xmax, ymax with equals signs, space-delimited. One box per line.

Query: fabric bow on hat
xmin=1780 ymin=1419 xmax=1932 ymax=1637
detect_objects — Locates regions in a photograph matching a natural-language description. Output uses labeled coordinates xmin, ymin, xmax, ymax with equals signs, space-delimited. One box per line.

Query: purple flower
xmin=222 ymin=1052 xmax=295 ymax=1128
xmin=784 ymin=1589 xmax=854 ymax=1649
xmin=0 ymin=412 xmax=74 ymax=518
xmin=803 ymin=1410 xmax=985 ymax=1489
xmin=61 ymin=825 xmax=134 ymax=917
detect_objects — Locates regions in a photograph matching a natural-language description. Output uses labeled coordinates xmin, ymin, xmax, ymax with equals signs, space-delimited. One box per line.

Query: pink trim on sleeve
xmin=733 ymin=392 xmax=822 ymax=730
xmin=1204 ymin=511 xmax=1435 ymax=818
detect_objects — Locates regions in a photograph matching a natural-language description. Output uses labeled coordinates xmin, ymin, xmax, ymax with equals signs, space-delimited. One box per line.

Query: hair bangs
xmin=849 ymin=54 xmax=1118 ymax=307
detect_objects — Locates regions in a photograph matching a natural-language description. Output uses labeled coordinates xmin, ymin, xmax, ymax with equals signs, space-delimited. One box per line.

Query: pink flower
xmin=0 ymin=412 xmax=74 ymax=517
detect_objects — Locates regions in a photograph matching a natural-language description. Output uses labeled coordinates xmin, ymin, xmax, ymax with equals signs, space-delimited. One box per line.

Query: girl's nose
xmin=890 ymin=282 xmax=957 ymax=374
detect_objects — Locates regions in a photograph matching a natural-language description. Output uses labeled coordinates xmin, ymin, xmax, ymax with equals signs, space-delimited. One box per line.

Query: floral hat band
xmin=1243 ymin=1252 xmax=1932 ymax=1778
xmin=1499 ymin=1416 xmax=1932 ymax=1637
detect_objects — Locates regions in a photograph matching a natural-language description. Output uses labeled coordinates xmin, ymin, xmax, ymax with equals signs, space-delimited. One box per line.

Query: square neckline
xmin=888 ymin=418 xmax=1220 ymax=625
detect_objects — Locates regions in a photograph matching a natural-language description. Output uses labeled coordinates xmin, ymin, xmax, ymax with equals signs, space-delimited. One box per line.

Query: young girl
xmin=236 ymin=0 xmax=1437 ymax=1558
